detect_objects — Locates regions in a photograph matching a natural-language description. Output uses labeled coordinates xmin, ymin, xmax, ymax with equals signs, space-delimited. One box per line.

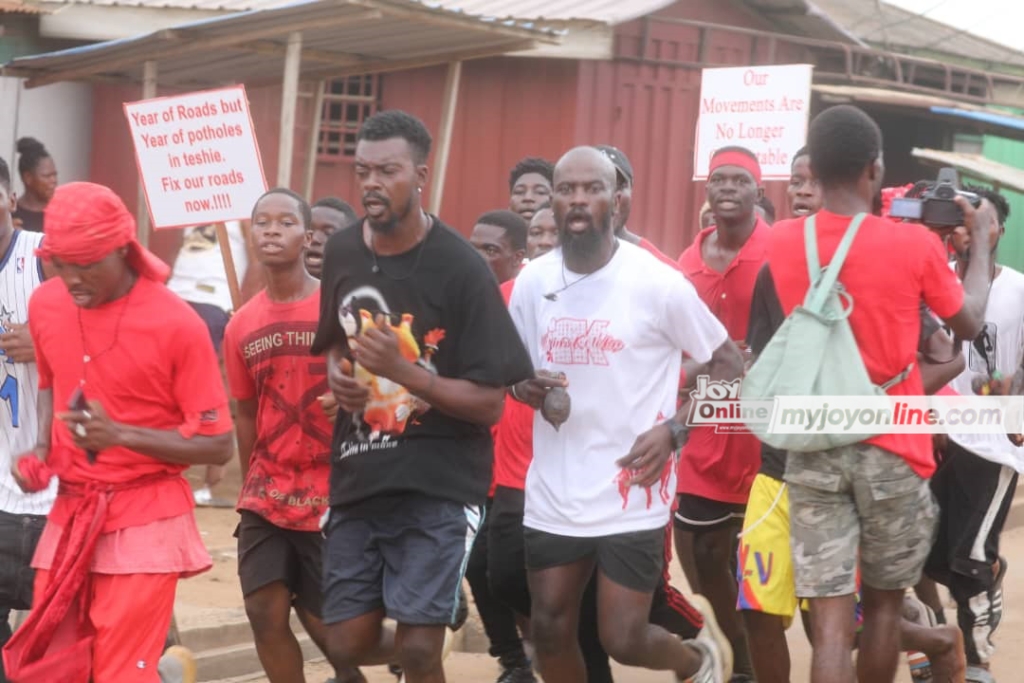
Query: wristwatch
xmin=665 ymin=419 xmax=690 ymax=451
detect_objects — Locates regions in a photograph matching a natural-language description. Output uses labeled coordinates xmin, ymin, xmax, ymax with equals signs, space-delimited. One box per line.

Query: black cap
xmin=595 ymin=145 xmax=634 ymax=186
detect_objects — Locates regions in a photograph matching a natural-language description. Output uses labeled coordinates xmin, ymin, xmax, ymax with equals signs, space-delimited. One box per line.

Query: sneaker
xmin=965 ymin=665 xmax=996 ymax=683
xmin=678 ymin=639 xmax=724 ymax=683
xmin=497 ymin=664 xmax=537 ymax=683
xmin=688 ymin=594 xmax=733 ymax=681
xmin=192 ymin=487 xmax=212 ymax=506
xmin=158 ymin=646 xmax=196 ymax=683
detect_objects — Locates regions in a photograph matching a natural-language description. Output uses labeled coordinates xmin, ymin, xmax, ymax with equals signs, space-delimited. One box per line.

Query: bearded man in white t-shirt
xmin=508 ymin=147 xmax=744 ymax=683
xmin=925 ymin=188 xmax=1024 ymax=682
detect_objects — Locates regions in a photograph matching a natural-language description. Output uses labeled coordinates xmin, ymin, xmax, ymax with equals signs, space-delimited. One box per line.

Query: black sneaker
xmin=497 ymin=665 xmax=537 ymax=683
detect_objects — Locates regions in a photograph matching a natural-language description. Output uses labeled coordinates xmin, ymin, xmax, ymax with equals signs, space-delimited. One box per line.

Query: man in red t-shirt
xmin=675 ymin=146 xmax=770 ymax=680
xmin=466 ymin=209 xmax=535 ymax=683
xmin=224 ymin=189 xmax=361 ymax=683
xmin=4 ymin=182 xmax=233 ymax=682
xmin=766 ymin=105 xmax=993 ymax=682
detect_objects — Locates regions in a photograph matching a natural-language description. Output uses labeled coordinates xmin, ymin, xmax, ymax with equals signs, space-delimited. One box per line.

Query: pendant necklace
xmin=369 ymin=212 xmax=433 ymax=281
xmin=77 ymin=282 xmax=134 ymax=387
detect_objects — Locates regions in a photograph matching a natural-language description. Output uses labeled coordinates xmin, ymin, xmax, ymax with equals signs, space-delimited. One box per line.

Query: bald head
xmin=551 ymin=146 xmax=618 ymax=267
xmin=555 ymin=146 xmax=617 ymax=189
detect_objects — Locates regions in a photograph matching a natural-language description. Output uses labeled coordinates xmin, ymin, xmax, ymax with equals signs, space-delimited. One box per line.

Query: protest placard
xmin=124 ymin=85 xmax=267 ymax=229
xmin=693 ymin=64 xmax=813 ymax=181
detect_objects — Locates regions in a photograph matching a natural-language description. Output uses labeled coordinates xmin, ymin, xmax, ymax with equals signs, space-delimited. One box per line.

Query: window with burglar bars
xmin=317 ymin=75 xmax=379 ymax=160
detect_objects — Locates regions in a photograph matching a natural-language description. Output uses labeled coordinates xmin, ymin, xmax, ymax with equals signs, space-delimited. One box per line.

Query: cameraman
xmin=764 ymin=105 xmax=992 ymax=683
xmin=923 ymin=187 xmax=1024 ymax=683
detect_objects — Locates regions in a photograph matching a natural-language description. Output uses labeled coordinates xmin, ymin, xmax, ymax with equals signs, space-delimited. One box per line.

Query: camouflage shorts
xmin=785 ymin=444 xmax=937 ymax=598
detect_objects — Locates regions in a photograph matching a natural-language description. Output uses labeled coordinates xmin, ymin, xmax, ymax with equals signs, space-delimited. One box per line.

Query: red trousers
xmin=33 ymin=570 xmax=178 ymax=683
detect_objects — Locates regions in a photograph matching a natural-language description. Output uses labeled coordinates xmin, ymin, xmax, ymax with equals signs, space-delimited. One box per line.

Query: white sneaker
xmin=193 ymin=487 xmax=212 ymax=506
xmin=684 ymin=595 xmax=732 ymax=683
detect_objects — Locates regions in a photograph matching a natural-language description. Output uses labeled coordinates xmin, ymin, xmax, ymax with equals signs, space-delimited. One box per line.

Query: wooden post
xmin=429 ymin=61 xmax=462 ymax=215
xmin=303 ymin=79 xmax=326 ymax=201
xmin=136 ymin=60 xmax=157 ymax=247
xmin=277 ymin=31 xmax=303 ymax=188
xmin=215 ymin=222 xmax=243 ymax=311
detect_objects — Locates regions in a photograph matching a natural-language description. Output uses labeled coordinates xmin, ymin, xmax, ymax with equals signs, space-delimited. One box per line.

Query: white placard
xmin=124 ymin=85 xmax=267 ymax=229
xmin=693 ymin=64 xmax=813 ymax=181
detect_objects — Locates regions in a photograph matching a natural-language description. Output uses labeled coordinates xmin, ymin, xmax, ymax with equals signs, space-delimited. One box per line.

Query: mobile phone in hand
xmin=68 ymin=387 xmax=97 ymax=464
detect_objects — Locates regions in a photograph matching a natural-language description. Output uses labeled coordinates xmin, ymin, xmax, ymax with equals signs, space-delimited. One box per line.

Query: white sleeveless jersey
xmin=0 ymin=230 xmax=57 ymax=515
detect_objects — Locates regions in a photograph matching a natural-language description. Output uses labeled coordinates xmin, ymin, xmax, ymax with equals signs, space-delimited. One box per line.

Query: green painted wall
xmin=973 ymin=136 xmax=1024 ymax=273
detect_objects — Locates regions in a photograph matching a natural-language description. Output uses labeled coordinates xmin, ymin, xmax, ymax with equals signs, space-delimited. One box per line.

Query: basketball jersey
xmin=0 ymin=230 xmax=57 ymax=515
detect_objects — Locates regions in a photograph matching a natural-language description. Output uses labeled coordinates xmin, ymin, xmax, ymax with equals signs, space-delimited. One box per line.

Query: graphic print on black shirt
xmin=312 ymin=219 xmax=535 ymax=508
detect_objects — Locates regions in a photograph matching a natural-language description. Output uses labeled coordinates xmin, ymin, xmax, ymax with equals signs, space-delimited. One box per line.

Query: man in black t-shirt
xmin=311 ymin=111 xmax=534 ymax=681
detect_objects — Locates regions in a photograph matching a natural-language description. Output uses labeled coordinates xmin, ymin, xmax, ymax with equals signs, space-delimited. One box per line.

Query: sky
xmin=886 ymin=0 xmax=1024 ymax=53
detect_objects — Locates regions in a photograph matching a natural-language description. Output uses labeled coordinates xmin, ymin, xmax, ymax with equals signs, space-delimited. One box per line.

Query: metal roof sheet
xmin=810 ymin=0 xmax=1024 ymax=69
xmin=912 ymin=147 xmax=1024 ymax=195
xmin=813 ymin=84 xmax=1024 ymax=142
xmin=3 ymin=0 xmax=562 ymax=88
xmin=0 ymin=0 xmax=48 ymax=12
xmin=32 ymin=0 xmax=673 ymax=24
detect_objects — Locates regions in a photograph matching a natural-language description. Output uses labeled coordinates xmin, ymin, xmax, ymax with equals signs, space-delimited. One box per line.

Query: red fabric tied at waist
xmin=15 ymin=457 xmax=54 ymax=493
xmin=1 ymin=472 xmax=178 ymax=682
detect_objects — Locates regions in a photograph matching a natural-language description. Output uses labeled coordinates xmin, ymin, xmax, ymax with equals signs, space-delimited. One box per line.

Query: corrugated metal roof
xmin=0 ymin=0 xmax=48 ymax=12
xmin=32 ymin=0 xmax=674 ymax=24
xmin=813 ymin=84 xmax=1024 ymax=142
xmin=810 ymin=0 xmax=1024 ymax=69
xmin=912 ymin=147 xmax=1024 ymax=195
xmin=3 ymin=0 xmax=562 ymax=88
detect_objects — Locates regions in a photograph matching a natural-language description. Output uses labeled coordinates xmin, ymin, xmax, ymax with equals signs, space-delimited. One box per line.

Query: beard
xmin=365 ymin=193 xmax=414 ymax=235
xmin=561 ymin=211 xmax=612 ymax=263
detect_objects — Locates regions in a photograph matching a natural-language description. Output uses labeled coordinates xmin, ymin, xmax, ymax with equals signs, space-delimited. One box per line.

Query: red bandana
xmin=709 ymin=150 xmax=762 ymax=185
xmin=36 ymin=182 xmax=169 ymax=282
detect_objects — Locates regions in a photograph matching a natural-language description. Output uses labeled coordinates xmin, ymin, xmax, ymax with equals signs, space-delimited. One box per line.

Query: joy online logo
xmin=686 ymin=376 xmax=772 ymax=433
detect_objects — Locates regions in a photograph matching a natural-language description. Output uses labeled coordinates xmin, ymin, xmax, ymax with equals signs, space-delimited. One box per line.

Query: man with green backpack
xmin=747 ymin=104 xmax=994 ymax=683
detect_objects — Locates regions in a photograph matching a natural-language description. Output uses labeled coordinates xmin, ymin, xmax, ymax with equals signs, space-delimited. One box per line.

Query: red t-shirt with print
xmin=223 ymin=289 xmax=332 ymax=531
xmin=768 ymin=211 xmax=964 ymax=477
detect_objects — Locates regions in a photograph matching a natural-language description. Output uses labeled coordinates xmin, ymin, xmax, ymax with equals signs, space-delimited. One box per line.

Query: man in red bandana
xmin=3 ymin=182 xmax=234 ymax=682
xmin=676 ymin=146 xmax=770 ymax=681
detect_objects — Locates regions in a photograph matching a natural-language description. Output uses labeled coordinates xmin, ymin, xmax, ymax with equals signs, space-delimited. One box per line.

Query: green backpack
xmin=740 ymin=213 xmax=913 ymax=452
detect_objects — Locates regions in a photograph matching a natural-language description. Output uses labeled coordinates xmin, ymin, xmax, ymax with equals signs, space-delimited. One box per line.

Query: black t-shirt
xmin=13 ymin=206 xmax=43 ymax=233
xmin=747 ymin=263 xmax=946 ymax=480
xmin=746 ymin=263 xmax=788 ymax=480
xmin=311 ymin=217 xmax=535 ymax=507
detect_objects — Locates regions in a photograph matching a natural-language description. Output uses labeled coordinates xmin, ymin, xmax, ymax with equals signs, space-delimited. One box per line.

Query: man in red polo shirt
xmin=675 ymin=146 xmax=768 ymax=681
xmin=767 ymin=105 xmax=992 ymax=682
xmin=3 ymin=182 xmax=234 ymax=682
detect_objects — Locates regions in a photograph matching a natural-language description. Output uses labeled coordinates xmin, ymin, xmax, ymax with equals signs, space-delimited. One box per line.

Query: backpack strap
xmin=880 ymin=362 xmax=916 ymax=391
xmin=805 ymin=212 xmax=868 ymax=313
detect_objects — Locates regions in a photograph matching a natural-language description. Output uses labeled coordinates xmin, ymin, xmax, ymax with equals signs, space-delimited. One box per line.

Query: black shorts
xmin=524 ymin=526 xmax=664 ymax=593
xmin=235 ymin=510 xmax=324 ymax=616
xmin=673 ymin=493 xmax=745 ymax=532
xmin=925 ymin=440 xmax=1018 ymax=590
xmin=0 ymin=510 xmax=46 ymax=611
xmin=322 ymin=493 xmax=482 ymax=626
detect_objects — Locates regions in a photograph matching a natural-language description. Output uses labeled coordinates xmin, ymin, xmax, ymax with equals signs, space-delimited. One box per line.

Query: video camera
xmin=888 ymin=167 xmax=981 ymax=230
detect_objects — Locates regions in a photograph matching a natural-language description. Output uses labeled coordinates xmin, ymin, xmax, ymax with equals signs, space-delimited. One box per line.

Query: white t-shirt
xmin=167 ymin=222 xmax=247 ymax=313
xmin=949 ymin=265 xmax=1024 ymax=472
xmin=509 ymin=240 xmax=728 ymax=537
